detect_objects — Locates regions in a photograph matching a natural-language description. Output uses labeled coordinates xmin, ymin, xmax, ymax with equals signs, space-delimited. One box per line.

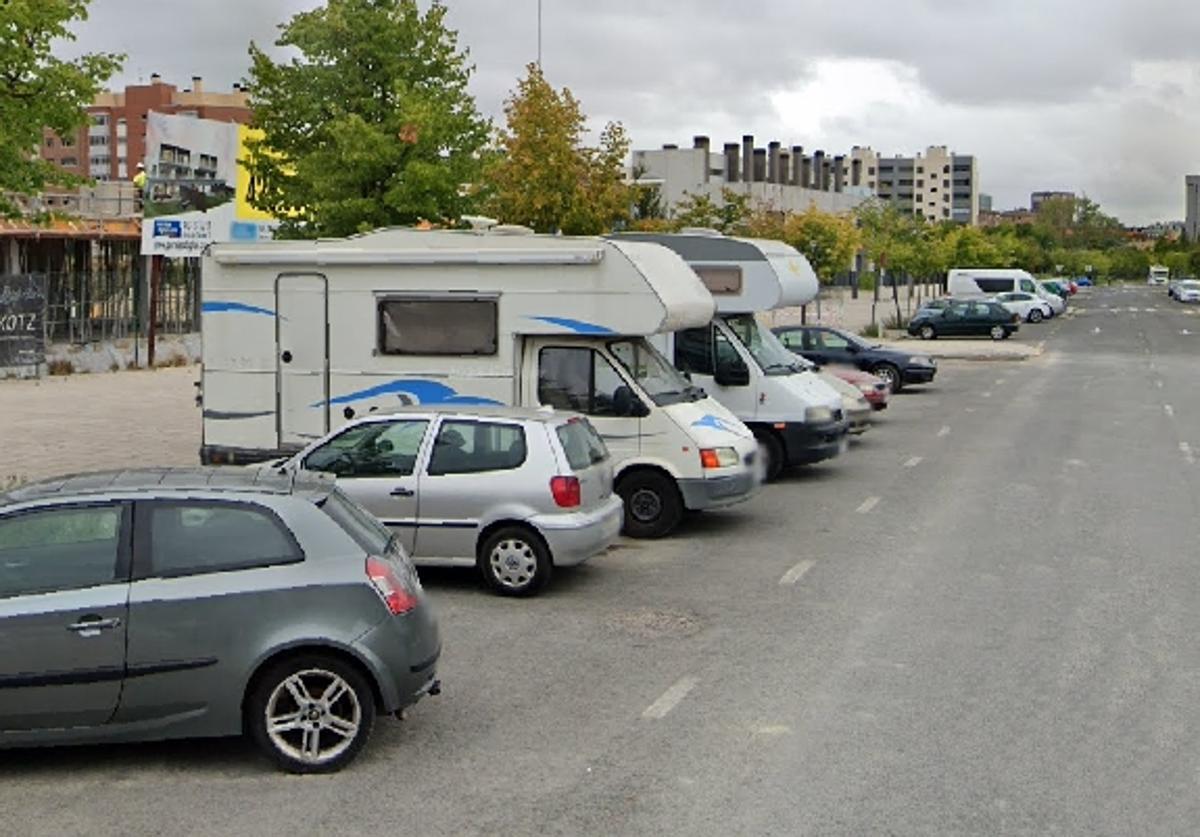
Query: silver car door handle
xmin=67 ymin=616 xmax=122 ymax=635
xmin=390 ymin=487 xmax=415 ymax=497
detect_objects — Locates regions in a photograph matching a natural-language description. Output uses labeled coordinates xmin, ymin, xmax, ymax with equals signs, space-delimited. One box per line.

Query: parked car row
xmin=1 ymin=230 xmax=945 ymax=773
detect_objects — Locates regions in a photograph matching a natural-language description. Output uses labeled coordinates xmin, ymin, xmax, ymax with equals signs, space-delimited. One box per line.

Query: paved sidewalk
xmin=0 ymin=366 xmax=199 ymax=486
xmin=877 ymin=336 xmax=1044 ymax=360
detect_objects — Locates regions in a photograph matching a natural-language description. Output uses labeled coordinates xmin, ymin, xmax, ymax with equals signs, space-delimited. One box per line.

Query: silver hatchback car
xmin=283 ymin=407 xmax=623 ymax=596
xmin=0 ymin=468 xmax=440 ymax=773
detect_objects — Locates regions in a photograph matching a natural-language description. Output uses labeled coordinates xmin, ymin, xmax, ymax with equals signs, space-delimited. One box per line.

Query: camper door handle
xmin=280 ymin=350 xmax=293 ymax=364
xmin=390 ymin=487 xmax=415 ymax=497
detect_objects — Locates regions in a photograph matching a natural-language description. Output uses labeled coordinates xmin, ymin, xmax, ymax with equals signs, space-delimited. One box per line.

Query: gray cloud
xmin=67 ymin=0 xmax=1200 ymax=223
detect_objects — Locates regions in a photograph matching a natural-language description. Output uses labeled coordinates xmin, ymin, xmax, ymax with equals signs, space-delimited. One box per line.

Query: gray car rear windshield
xmin=319 ymin=488 xmax=391 ymax=554
xmin=556 ymin=419 xmax=609 ymax=470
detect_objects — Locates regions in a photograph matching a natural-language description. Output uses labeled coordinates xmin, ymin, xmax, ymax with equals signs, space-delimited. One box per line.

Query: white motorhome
xmin=199 ymin=227 xmax=759 ymax=538
xmin=617 ymin=232 xmax=849 ymax=481
xmin=1148 ymin=265 xmax=1170 ymax=285
xmin=946 ymin=268 xmax=1064 ymax=315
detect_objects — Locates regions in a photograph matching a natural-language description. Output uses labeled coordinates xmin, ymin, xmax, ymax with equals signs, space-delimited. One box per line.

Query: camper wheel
xmin=616 ymin=469 xmax=683 ymax=540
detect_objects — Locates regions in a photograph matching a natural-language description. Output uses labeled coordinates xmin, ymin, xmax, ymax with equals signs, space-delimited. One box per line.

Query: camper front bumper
xmin=780 ymin=419 xmax=849 ymax=465
xmin=678 ymin=469 xmax=759 ymax=512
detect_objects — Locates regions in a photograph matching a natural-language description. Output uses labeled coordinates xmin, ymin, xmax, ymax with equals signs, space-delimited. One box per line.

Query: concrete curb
xmin=877 ymin=339 xmax=1044 ymax=362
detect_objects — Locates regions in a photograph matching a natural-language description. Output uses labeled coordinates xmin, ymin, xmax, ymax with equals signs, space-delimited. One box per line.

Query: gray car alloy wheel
xmin=990 ymin=325 xmax=1006 ymax=340
xmin=265 ymin=668 xmax=362 ymax=766
xmin=489 ymin=537 xmax=539 ymax=590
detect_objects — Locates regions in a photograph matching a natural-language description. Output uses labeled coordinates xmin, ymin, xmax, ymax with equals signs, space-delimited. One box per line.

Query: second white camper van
xmin=618 ymin=232 xmax=849 ymax=481
xmin=199 ymin=227 xmax=760 ymax=539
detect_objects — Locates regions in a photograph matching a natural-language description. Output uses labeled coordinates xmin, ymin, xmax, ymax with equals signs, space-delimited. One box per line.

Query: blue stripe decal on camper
xmin=528 ymin=316 xmax=615 ymax=335
xmin=202 ymin=301 xmax=277 ymax=317
xmin=315 ymin=379 xmax=504 ymax=409
xmin=692 ymin=414 xmax=743 ymax=434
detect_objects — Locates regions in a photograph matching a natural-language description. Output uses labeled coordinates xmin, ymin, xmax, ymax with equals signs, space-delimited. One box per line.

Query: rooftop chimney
xmin=694 ymin=136 xmax=711 ymax=183
xmin=192 ymin=75 xmax=204 ymax=94
xmin=723 ymin=142 xmax=740 ymax=183
xmin=150 ymin=73 xmax=162 ymax=84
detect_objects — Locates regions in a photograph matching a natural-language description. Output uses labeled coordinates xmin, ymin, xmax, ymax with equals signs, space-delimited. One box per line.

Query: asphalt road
xmin=3 ymin=285 xmax=1199 ymax=836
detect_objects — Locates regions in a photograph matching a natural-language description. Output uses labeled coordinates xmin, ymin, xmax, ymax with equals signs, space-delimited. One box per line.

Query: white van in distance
xmin=947 ymin=268 xmax=1065 ymax=316
xmin=199 ymin=226 xmax=760 ymax=539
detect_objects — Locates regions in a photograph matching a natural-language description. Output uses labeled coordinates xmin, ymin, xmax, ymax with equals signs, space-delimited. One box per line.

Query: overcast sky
xmin=69 ymin=0 xmax=1200 ymax=224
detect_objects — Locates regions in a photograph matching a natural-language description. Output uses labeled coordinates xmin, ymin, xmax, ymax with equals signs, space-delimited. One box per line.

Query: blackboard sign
xmin=0 ymin=274 xmax=47 ymax=369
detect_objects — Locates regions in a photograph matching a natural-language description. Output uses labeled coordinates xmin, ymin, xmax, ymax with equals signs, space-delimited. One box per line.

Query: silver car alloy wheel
xmin=489 ymin=538 xmax=538 ymax=589
xmin=265 ymin=669 xmax=362 ymax=765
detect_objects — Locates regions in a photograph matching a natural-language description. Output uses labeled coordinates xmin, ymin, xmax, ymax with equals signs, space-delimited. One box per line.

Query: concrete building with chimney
xmin=40 ymin=74 xmax=251 ymax=184
xmin=631 ymin=135 xmax=873 ymax=219
xmin=1186 ymin=176 xmax=1200 ymax=243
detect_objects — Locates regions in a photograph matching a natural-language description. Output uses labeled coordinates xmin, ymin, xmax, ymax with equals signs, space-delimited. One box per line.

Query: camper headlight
xmin=805 ymin=406 xmax=834 ymax=424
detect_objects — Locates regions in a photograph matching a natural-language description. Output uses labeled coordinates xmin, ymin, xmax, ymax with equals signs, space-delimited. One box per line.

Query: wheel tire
xmin=755 ymin=431 xmax=785 ymax=482
xmin=617 ymin=470 xmax=684 ymax=539
xmin=919 ymin=324 xmax=936 ymax=340
xmin=1028 ymin=309 xmax=1043 ymax=323
xmin=478 ymin=526 xmax=551 ymax=597
xmin=872 ymin=363 xmax=903 ymax=393
xmin=990 ymin=325 xmax=1006 ymax=341
xmin=247 ymin=653 xmax=376 ymax=774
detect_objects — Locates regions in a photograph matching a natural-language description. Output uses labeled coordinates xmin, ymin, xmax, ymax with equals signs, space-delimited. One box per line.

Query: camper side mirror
xmin=714 ymin=356 xmax=750 ymax=387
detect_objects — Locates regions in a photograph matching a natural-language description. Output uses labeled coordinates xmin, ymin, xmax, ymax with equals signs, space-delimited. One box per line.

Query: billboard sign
xmin=141 ymin=113 xmax=277 ymax=256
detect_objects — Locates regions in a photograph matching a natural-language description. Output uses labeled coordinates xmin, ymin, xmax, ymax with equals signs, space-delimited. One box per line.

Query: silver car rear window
xmin=319 ymin=488 xmax=391 ymax=554
xmin=555 ymin=419 xmax=610 ymax=470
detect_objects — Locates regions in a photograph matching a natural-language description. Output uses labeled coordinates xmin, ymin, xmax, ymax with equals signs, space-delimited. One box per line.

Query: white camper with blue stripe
xmin=618 ymin=232 xmax=849 ymax=481
xmin=200 ymin=226 xmax=760 ymax=538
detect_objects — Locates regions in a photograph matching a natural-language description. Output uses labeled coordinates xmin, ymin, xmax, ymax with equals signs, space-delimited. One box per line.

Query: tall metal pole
xmin=537 ymin=0 xmax=542 ymax=68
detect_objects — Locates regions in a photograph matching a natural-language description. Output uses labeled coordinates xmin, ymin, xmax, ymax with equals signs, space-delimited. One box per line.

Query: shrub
xmin=47 ymin=359 xmax=74 ymax=376
xmin=859 ymin=322 xmax=881 ymax=338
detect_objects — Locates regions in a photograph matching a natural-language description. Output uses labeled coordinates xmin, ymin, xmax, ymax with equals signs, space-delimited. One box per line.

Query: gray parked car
xmin=0 ymin=468 xmax=440 ymax=774
xmin=283 ymin=407 xmax=623 ymax=597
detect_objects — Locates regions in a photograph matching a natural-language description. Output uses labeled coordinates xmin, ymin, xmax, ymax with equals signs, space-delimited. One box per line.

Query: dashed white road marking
xmin=995 ymin=378 xmax=1007 ymax=385
xmin=1092 ymin=327 xmax=1102 ymax=334
xmin=642 ymin=676 xmax=699 ymax=720
xmin=1156 ymin=380 xmax=1164 ymax=389
xmin=981 ymin=391 xmax=992 ymax=398
xmin=903 ymin=456 xmax=923 ymax=468
xmin=1182 ymin=329 xmax=1192 ymax=336
xmin=1165 ymin=404 xmax=1175 ymax=418
xmin=856 ymin=496 xmax=881 ymax=514
xmin=937 ymin=425 xmax=951 ymax=438
xmin=779 ymin=560 xmax=815 ymax=586
xmin=1180 ymin=442 xmax=1195 ymax=465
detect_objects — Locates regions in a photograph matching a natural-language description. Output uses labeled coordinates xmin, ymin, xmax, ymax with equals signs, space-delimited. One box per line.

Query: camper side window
xmin=378 ymin=298 xmax=497 ymax=355
xmin=674 ymin=327 xmax=715 ymax=376
xmin=538 ymin=347 xmax=632 ymax=418
xmin=975 ymin=278 xmax=1011 ymax=294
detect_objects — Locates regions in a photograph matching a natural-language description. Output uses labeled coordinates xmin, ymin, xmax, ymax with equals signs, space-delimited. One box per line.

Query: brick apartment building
xmin=41 ymin=74 xmax=251 ymax=184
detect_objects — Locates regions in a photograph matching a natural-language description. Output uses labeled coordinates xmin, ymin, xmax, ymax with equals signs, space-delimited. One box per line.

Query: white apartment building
xmin=851 ymin=145 xmax=979 ymax=224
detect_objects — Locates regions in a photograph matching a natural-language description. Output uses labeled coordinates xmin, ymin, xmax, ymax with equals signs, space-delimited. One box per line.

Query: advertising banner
xmin=141 ymin=113 xmax=277 ymax=256
xmin=0 ymin=274 xmax=47 ymax=371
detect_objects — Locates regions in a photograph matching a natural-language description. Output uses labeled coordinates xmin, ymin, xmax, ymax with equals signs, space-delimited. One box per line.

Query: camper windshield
xmin=721 ymin=314 xmax=805 ymax=376
xmin=608 ymin=338 xmax=702 ymax=407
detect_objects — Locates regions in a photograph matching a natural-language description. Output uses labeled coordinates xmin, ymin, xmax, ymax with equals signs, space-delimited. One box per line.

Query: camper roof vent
xmin=679 ymin=227 xmax=723 ymax=237
xmin=489 ymin=224 xmax=536 ymax=236
xmin=462 ymin=215 xmax=499 ymax=232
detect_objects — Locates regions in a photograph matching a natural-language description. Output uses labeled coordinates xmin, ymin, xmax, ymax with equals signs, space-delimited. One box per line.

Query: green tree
xmin=1162 ymin=251 xmax=1191 ymax=277
xmin=0 ymin=0 xmax=122 ymax=216
xmin=1109 ymin=247 xmax=1150 ymax=280
xmin=485 ymin=64 xmax=630 ymax=235
xmin=672 ymin=187 xmax=752 ymax=234
xmin=244 ymin=0 xmax=489 ymax=238
xmin=780 ymin=205 xmax=861 ymax=285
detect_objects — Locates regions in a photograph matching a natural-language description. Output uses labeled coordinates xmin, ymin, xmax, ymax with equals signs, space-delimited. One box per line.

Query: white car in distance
xmin=994 ymin=291 xmax=1054 ymax=323
xmin=1171 ymin=279 xmax=1200 ymax=303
